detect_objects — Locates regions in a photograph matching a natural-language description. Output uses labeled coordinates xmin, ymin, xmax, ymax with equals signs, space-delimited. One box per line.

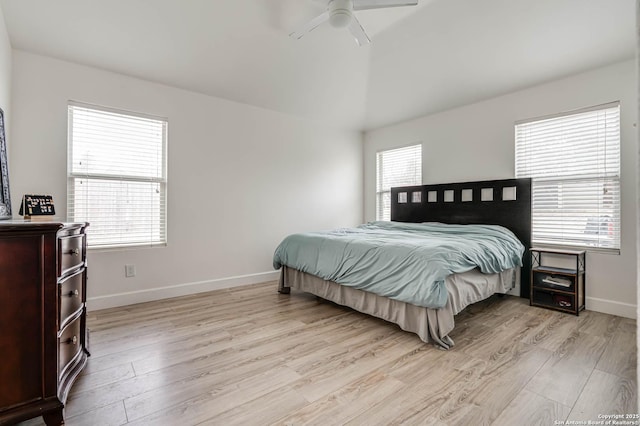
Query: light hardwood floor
xmin=21 ymin=281 xmax=637 ymax=426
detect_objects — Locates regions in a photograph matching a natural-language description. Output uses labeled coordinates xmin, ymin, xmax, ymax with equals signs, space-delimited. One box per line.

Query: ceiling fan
xmin=290 ymin=0 xmax=419 ymax=46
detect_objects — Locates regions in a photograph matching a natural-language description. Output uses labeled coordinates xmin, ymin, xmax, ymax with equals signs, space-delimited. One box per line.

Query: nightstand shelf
xmin=530 ymin=247 xmax=585 ymax=315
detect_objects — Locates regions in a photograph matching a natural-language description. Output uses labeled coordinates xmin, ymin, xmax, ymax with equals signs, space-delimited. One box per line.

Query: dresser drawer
xmin=58 ymin=316 xmax=82 ymax=379
xmin=59 ymin=235 xmax=84 ymax=276
xmin=59 ymin=269 xmax=84 ymax=329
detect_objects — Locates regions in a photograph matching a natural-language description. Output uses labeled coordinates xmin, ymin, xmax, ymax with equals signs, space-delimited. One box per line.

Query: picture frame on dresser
xmin=0 ymin=107 xmax=11 ymax=220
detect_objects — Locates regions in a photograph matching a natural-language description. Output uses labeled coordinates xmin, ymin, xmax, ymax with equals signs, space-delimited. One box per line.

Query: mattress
xmin=273 ymin=221 xmax=524 ymax=309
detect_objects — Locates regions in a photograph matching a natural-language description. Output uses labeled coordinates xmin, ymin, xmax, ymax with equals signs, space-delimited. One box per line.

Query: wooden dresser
xmin=0 ymin=221 xmax=89 ymax=425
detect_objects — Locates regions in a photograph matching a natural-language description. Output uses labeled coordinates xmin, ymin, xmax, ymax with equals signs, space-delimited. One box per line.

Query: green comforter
xmin=273 ymin=221 xmax=524 ymax=309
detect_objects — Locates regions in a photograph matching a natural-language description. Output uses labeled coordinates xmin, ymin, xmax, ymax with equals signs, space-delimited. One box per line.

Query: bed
xmin=274 ymin=178 xmax=532 ymax=349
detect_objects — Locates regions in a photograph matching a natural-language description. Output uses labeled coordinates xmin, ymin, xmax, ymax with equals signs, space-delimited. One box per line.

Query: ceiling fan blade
xmin=289 ymin=11 xmax=330 ymax=39
xmin=353 ymin=0 xmax=418 ymax=11
xmin=348 ymin=16 xmax=371 ymax=46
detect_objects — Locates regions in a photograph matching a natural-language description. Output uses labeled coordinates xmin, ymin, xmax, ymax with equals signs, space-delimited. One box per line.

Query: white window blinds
xmin=68 ymin=102 xmax=168 ymax=248
xmin=376 ymin=144 xmax=422 ymax=221
xmin=515 ymin=102 xmax=620 ymax=251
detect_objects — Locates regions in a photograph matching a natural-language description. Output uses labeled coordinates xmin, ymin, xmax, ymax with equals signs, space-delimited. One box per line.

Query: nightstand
xmin=530 ymin=247 xmax=585 ymax=315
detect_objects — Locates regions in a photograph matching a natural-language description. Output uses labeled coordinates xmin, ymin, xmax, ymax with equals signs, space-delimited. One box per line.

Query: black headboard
xmin=391 ymin=178 xmax=532 ymax=298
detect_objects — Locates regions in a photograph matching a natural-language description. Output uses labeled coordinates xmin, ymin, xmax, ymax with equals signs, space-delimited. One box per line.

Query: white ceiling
xmin=0 ymin=0 xmax=635 ymax=131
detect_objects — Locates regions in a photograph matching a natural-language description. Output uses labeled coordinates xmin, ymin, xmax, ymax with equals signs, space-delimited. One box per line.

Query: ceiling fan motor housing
xmin=329 ymin=0 xmax=353 ymax=28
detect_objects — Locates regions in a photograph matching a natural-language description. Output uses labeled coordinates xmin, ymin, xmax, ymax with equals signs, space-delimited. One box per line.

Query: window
xmin=68 ymin=102 xmax=168 ymax=248
xmin=515 ymin=102 xmax=620 ymax=251
xmin=376 ymin=144 xmax=422 ymax=221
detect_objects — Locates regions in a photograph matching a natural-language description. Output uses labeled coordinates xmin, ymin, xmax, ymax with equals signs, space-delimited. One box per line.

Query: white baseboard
xmin=87 ymin=272 xmax=637 ymax=320
xmin=586 ymin=296 xmax=637 ymax=319
xmin=86 ymin=270 xmax=280 ymax=311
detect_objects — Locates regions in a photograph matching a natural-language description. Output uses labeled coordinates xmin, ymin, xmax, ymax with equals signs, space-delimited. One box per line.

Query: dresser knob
xmin=68 ymin=289 xmax=80 ymax=298
xmin=68 ymin=248 xmax=80 ymax=256
xmin=67 ymin=336 xmax=78 ymax=345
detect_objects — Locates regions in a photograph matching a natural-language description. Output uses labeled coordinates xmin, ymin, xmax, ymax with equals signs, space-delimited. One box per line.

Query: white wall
xmin=0 ymin=7 xmax=11 ymax=184
xmin=364 ymin=60 xmax=638 ymax=319
xmin=10 ymin=50 xmax=363 ymax=310
xmin=0 ymin=8 xmax=10 ymax=118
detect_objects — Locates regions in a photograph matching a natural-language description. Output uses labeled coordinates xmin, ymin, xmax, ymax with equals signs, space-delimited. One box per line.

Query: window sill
xmin=88 ymin=242 xmax=167 ymax=252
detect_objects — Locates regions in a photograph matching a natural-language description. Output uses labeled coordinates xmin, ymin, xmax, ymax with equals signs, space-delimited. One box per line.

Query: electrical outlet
xmin=125 ymin=264 xmax=136 ymax=278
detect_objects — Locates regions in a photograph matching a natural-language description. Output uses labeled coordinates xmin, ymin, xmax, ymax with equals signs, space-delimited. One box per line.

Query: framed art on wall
xmin=0 ymin=107 xmax=11 ymax=220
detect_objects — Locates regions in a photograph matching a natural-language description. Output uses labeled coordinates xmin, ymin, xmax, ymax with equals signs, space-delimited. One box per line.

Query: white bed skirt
xmin=279 ymin=266 xmax=518 ymax=349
